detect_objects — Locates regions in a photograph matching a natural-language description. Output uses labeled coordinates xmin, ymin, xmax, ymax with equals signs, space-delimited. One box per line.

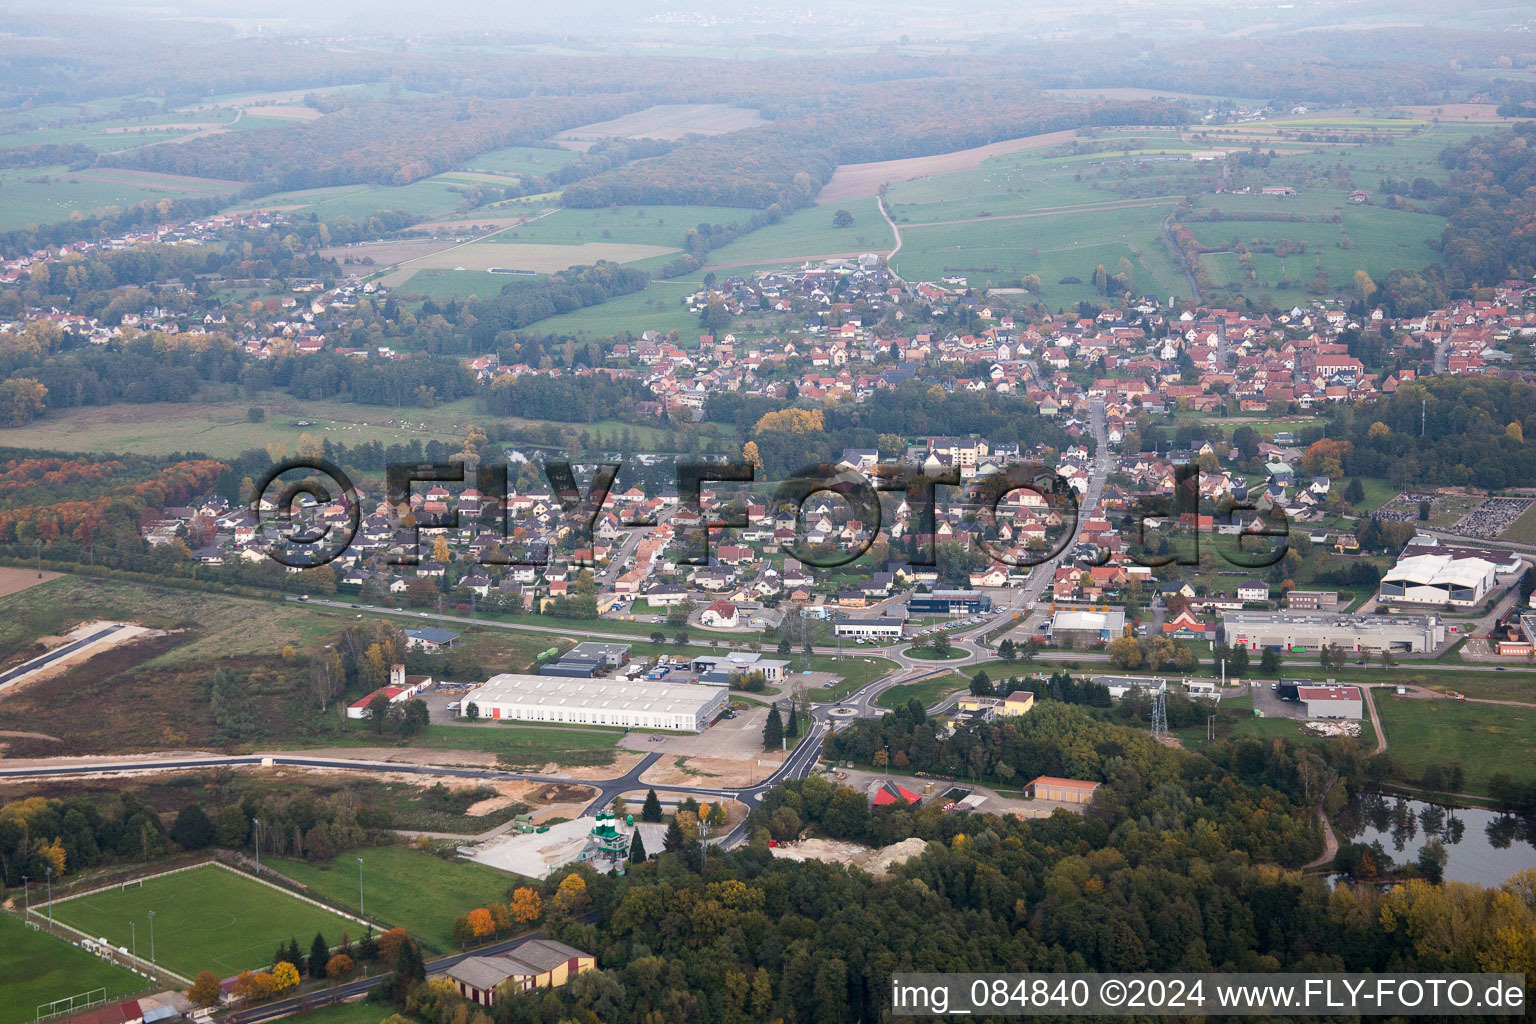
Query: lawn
xmin=0 ymin=915 xmax=148 ymax=1024
xmin=269 ymin=846 xmax=522 ymax=952
xmin=1501 ymin=502 xmax=1536 ymax=544
xmin=875 ymin=670 xmax=973 ymax=710
xmin=48 ymin=863 xmax=362 ymax=979
xmin=812 ymin=655 xmax=898 ymax=700
xmin=1375 ymin=694 xmax=1536 ymax=796
xmin=316 ymin=720 xmax=621 ymax=769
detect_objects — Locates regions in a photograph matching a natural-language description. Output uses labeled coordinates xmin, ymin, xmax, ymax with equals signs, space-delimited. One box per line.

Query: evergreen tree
xmin=358 ymin=928 xmax=378 ymax=963
xmin=309 ymin=932 xmax=329 ymax=980
xmin=763 ymin=708 xmax=784 ymax=750
xmin=663 ymin=818 xmax=686 ymax=853
xmin=390 ymin=939 xmax=425 ymax=1003
xmin=287 ymin=938 xmax=304 ymax=974
xmin=629 ymin=829 xmax=647 ymax=863
xmin=784 ymin=704 xmax=799 ymax=738
xmin=169 ymin=805 xmax=216 ymax=850
xmin=1261 ymin=647 xmax=1281 ymax=676
xmin=1345 ymin=477 xmax=1365 ymax=504
xmin=641 ymin=789 xmax=663 ymax=823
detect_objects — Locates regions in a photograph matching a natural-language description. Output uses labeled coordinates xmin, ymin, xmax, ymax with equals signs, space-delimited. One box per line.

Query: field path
xmin=879 ymin=195 xmax=903 ymax=277
xmin=1363 ymin=685 xmax=1387 ymax=755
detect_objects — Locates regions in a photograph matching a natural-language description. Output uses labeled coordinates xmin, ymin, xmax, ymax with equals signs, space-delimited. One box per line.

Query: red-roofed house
xmin=870 ymin=780 xmax=922 ymax=807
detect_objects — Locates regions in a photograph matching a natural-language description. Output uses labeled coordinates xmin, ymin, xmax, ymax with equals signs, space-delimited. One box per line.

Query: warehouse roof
xmin=1381 ymin=553 xmax=1496 ymax=589
xmin=1297 ymin=685 xmax=1361 ymax=703
xmin=466 ymin=673 xmax=725 ymax=716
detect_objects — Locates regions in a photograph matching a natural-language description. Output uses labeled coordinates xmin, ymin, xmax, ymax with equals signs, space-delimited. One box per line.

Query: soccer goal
xmin=36 ymin=987 xmax=107 ymax=1023
xmin=119 ymin=879 xmax=143 ymax=894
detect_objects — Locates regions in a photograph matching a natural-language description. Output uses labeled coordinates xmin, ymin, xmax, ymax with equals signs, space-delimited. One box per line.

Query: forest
xmin=1337 ymin=376 xmax=1536 ymax=489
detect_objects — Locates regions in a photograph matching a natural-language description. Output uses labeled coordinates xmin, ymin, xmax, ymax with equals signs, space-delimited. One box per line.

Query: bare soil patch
xmin=640 ymin=754 xmax=780 ymax=788
xmin=819 ymin=129 xmax=1078 ymax=201
xmin=0 ymin=567 xmax=59 ymax=599
xmin=538 ymin=750 xmax=645 ymax=780
xmin=771 ymin=836 xmax=929 ymax=876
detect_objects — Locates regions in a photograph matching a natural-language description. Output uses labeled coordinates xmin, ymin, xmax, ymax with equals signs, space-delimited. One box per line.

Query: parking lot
xmin=1247 ymin=679 xmax=1310 ymax=720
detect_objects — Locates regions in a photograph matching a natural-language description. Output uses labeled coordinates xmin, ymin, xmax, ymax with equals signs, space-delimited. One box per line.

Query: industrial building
xmin=1090 ymin=675 xmax=1168 ymax=699
xmin=462 ymin=673 xmax=728 ymax=731
xmin=1285 ymin=589 xmax=1340 ymax=611
xmin=539 ymin=641 xmax=631 ymax=678
xmin=1378 ymin=552 xmax=1498 ymax=608
xmin=1219 ymin=611 xmax=1445 ymax=653
xmin=834 ymin=615 xmax=906 ymax=640
xmin=1297 ymin=684 xmax=1363 ymax=720
xmin=690 ymin=651 xmax=788 ymax=684
xmin=1025 ymin=776 xmax=1101 ymax=804
xmin=907 ymin=589 xmax=991 ymax=615
xmin=1049 ymin=608 xmax=1126 ymax=646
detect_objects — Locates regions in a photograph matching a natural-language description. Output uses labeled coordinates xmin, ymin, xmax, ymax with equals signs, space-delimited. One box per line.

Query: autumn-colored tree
xmin=1299 ymin=438 xmax=1353 ymax=478
xmin=326 ymin=953 xmax=355 ymax=981
xmin=488 ymin=902 xmax=511 ymax=933
xmin=466 ymin=907 xmax=494 ymax=938
xmin=430 ymin=533 xmax=452 ymax=563
xmin=0 ymin=378 xmax=47 ymax=427
xmin=742 ymin=441 xmax=762 ymax=468
xmin=270 ymin=961 xmax=300 ymax=991
xmin=376 ymin=927 xmax=409 ymax=966
xmin=553 ymin=873 xmax=589 ymax=913
xmin=753 ymin=408 xmax=824 ymax=435
xmin=187 ymin=971 xmax=221 ymax=1006
xmin=510 ymin=887 xmax=542 ymax=924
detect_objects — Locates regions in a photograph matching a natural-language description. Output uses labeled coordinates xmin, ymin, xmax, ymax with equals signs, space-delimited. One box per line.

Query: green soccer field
xmin=48 ymin=863 xmax=364 ymax=979
xmin=0 ymin=915 xmax=148 ymax=1024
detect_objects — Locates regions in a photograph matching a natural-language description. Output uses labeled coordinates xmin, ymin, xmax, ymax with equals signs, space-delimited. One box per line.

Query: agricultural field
xmin=892 ymin=204 xmax=1189 ymax=305
xmin=465 ymin=145 xmax=579 ymax=176
xmin=477 ymin=203 xmax=746 ymax=248
xmin=528 ymin=277 xmax=707 ymax=340
xmin=819 ymin=128 xmax=1080 ymax=202
xmin=1375 ymin=694 xmax=1536 ymax=797
xmin=553 ymin=103 xmax=765 ymax=148
xmin=386 ymin=240 xmax=677 ymax=289
xmin=394 ymin=269 xmax=518 ymax=301
xmin=269 ymin=846 xmax=523 ymax=951
xmin=699 ymin=197 xmax=894 ymax=268
xmin=0 ymin=395 xmax=482 ymax=459
xmin=0 ymin=915 xmax=147 ymax=1024
xmin=223 ymin=177 xmax=470 ymax=220
xmin=48 ymin=863 xmax=362 ymax=978
xmin=0 ymin=165 xmax=245 ymax=232
xmin=1186 ymin=193 xmax=1446 ymax=291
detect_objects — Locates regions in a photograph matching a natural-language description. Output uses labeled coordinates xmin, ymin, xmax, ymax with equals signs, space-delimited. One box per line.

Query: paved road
xmin=0 ymin=624 xmax=124 ymax=691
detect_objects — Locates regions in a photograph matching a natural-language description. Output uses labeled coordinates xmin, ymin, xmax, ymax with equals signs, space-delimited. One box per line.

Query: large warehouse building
xmin=462 ymin=674 xmax=727 ymax=732
xmin=1219 ymin=611 xmax=1445 ymax=653
xmin=1378 ymin=552 xmax=1498 ymax=608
